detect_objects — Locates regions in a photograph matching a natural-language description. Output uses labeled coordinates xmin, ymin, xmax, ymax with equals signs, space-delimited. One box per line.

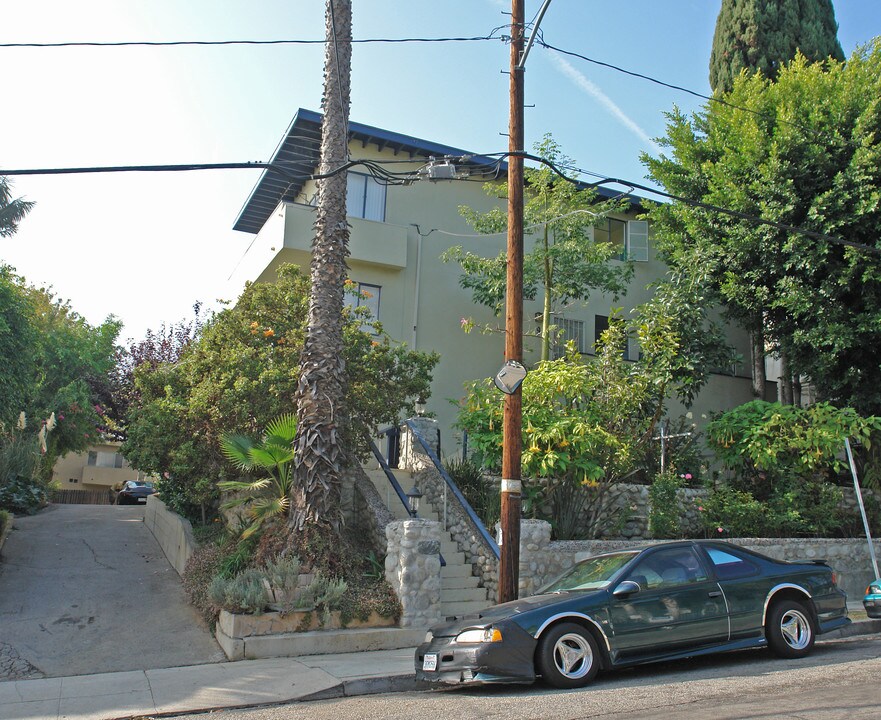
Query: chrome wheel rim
xmin=780 ymin=608 xmax=812 ymax=650
xmin=553 ymin=633 xmax=593 ymax=679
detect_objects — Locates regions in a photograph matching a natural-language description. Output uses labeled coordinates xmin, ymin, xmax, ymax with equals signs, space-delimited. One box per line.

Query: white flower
xmin=46 ymin=412 xmax=57 ymax=432
xmin=17 ymin=412 xmax=26 ymax=430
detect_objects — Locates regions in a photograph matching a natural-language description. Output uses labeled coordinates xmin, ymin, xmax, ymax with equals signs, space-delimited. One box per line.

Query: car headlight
xmin=455 ymin=627 xmax=503 ymax=643
xmin=867 ymin=583 xmax=881 ymax=595
xmin=424 ymin=631 xmax=433 ymax=643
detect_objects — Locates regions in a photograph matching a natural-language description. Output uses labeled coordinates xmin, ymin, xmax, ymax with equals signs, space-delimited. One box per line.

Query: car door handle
xmin=708 ymin=591 xmax=722 ymax=598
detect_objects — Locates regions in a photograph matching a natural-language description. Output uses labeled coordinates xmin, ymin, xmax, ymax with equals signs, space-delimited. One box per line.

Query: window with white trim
xmin=594 ymin=218 xmax=649 ymax=262
xmin=537 ymin=314 xmax=585 ymax=358
xmin=346 ymin=172 xmax=387 ymax=222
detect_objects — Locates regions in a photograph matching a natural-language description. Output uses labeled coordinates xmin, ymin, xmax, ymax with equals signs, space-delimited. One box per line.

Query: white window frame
xmin=626 ymin=220 xmax=649 ymax=262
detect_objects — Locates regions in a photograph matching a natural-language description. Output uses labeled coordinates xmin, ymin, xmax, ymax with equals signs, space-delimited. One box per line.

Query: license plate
xmin=137 ymin=497 xmax=147 ymax=503
xmin=422 ymin=653 xmax=438 ymax=672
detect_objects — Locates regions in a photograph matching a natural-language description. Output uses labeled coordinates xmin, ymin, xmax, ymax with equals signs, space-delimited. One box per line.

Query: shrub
xmin=443 ymin=457 xmax=500 ymax=528
xmin=182 ymin=543 xmax=225 ymax=627
xmin=649 ymin=472 xmax=685 ymax=538
xmin=209 ymin=568 xmax=269 ymax=614
xmin=700 ymin=486 xmax=767 ymax=538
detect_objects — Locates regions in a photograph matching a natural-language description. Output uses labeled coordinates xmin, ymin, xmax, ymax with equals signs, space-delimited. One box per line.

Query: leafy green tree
xmin=456 ymin=294 xmax=734 ymax=539
xmin=710 ymin=0 xmax=844 ymax=94
xmin=444 ymin=135 xmax=632 ymax=361
xmin=645 ymin=42 xmax=881 ymax=413
xmin=0 ymin=266 xmax=120 ymax=473
xmin=0 ymin=176 xmax=34 ymax=239
xmin=123 ymin=265 xmax=437 ymax=523
xmin=0 ymin=266 xmax=37 ymax=426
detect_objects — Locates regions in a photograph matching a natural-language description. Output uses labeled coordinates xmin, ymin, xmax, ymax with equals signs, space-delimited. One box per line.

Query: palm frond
xmin=249 ymin=445 xmax=295 ymax=469
xmin=218 ymin=478 xmax=270 ymax=493
xmin=264 ymin=413 xmax=298 ymax=443
xmin=220 ymin=434 xmax=256 ymax=470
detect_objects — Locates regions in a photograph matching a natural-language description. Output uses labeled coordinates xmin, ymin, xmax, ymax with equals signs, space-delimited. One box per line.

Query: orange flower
xmin=264 ymin=328 xmax=275 ymax=337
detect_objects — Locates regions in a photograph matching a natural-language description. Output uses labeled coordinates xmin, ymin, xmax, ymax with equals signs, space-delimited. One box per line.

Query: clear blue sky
xmin=2 ymin=1 xmax=879 ymax=341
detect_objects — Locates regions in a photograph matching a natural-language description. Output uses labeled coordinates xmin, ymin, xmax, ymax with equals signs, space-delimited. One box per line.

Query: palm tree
xmin=291 ymin=0 xmax=352 ymax=532
xmin=219 ymin=414 xmax=297 ymax=539
xmin=1 ymin=176 xmax=34 ymax=238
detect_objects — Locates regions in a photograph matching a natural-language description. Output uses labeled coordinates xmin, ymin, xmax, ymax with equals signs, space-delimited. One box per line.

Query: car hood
xmin=429 ymin=590 xmax=604 ymax=637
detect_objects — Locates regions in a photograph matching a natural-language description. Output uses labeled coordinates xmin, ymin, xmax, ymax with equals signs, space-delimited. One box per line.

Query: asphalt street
xmin=0 ymin=504 xmax=225 ymax=681
xmin=182 ymin=635 xmax=881 ymax=720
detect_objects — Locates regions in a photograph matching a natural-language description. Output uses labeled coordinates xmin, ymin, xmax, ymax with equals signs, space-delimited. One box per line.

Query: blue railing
xmin=404 ymin=420 xmax=501 ymax=561
xmin=368 ymin=433 xmax=445 ymax=567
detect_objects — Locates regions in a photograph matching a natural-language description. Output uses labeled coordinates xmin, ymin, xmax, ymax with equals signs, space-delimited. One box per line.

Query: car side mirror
xmin=613 ymin=581 xmax=641 ymax=599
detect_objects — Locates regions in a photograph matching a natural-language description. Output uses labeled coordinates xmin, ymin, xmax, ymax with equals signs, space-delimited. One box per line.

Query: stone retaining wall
xmin=517 ymin=519 xmax=881 ymax=601
xmin=144 ymin=494 xmax=196 ymax=577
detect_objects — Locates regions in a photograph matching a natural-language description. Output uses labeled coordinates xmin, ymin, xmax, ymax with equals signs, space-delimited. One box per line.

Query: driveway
xmin=0 ymin=504 xmax=225 ymax=681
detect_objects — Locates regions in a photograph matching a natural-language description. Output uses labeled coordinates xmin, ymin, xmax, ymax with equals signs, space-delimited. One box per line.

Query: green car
xmin=416 ymin=540 xmax=849 ymax=689
xmin=864 ymin=579 xmax=881 ymax=618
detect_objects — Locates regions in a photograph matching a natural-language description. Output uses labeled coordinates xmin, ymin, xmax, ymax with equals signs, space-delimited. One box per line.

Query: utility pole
xmin=499 ymin=0 xmax=525 ymax=605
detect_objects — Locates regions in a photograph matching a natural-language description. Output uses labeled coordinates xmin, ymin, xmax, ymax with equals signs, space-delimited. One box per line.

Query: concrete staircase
xmin=364 ymin=464 xmax=490 ymax=619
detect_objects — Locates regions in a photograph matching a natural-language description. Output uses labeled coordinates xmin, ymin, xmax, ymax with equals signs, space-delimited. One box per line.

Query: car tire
xmin=536 ymin=622 xmax=600 ymax=689
xmin=766 ymin=599 xmax=815 ymax=659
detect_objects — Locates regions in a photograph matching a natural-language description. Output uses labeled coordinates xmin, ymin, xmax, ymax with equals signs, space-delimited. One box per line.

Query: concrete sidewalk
xmin=2 ymin=613 xmax=877 ymax=720
xmin=0 ymin=647 xmax=422 ymax=720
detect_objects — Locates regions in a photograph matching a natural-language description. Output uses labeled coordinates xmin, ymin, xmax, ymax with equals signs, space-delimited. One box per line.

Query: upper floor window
xmin=594 ymin=218 xmax=649 ymax=262
xmin=345 ymin=281 xmax=381 ymax=332
xmin=87 ymin=451 xmax=124 ymax=468
xmin=346 ymin=172 xmax=387 ymax=222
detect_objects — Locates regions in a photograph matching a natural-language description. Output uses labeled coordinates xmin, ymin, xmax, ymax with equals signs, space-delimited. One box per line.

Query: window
xmin=68 ymin=478 xmax=79 ymax=484
xmin=87 ymin=451 xmax=97 ymax=466
xmin=706 ymin=547 xmax=758 ymax=580
xmin=556 ymin=317 xmax=585 ymax=358
xmin=594 ymin=314 xmax=609 ymax=354
xmin=627 ymin=547 xmax=708 ymax=590
xmin=345 ymin=281 xmax=381 ymax=331
xmin=593 ymin=218 xmax=649 ymax=262
xmin=627 ymin=220 xmax=649 ymax=261
xmin=346 ymin=172 xmax=386 ymax=222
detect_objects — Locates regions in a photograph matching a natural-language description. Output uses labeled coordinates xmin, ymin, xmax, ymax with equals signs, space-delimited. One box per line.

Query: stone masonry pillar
xmin=384 ymin=518 xmax=442 ymax=628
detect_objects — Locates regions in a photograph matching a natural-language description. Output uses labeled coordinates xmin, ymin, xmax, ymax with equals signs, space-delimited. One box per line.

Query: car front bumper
xmin=415 ymin=623 xmax=537 ymax=685
xmin=863 ymin=595 xmax=881 ymax=619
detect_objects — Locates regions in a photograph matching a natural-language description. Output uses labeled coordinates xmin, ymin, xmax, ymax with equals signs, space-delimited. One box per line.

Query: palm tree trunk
xmin=291 ymin=0 xmax=352 ymax=532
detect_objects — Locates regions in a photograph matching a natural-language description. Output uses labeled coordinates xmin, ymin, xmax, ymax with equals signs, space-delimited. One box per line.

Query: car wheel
xmin=536 ymin=622 xmax=600 ymax=688
xmin=766 ymin=599 xmax=815 ymax=658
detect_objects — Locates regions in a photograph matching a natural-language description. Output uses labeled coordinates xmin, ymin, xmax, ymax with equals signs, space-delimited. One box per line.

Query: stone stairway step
xmin=441 ymin=563 xmax=475 ymax=579
xmin=440 ymin=574 xmax=481 ymax=590
xmin=440 ymin=550 xmax=465 ymax=566
xmin=441 ymin=586 xmax=489 ymax=603
xmin=440 ymin=599 xmax=490 ymax=618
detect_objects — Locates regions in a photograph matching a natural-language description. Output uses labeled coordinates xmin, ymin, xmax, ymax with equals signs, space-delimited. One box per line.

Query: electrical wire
xmin=3 ymin=151 xmax=876 ymax=257
xmin=537 ymin=39 xmax=864 ymax=153
xmin=0 ymin=35 xmax=503 ymax=49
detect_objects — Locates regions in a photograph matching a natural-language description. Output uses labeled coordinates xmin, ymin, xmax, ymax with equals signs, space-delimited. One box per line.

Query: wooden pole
xmin=499 ymin=0 xmax=525 ymax=605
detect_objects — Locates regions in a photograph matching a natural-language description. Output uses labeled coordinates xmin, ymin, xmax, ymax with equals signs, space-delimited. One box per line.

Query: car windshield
xmin=539 ymin=552 xmax=638 ymax=592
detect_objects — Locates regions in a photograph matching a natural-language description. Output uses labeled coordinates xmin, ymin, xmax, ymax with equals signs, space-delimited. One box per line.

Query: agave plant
xmin=218 ymin=414 xmax=297 ymax=538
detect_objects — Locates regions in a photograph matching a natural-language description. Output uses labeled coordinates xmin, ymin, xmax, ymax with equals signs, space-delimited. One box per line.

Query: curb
xmin=298 ymin=674 xmax=428 ymax=702
xmin=822 ymin=618 xmax=880 ymax=640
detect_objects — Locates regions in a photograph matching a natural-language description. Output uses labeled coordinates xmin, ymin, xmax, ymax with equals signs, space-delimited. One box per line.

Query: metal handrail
xmin=367 ymin=436 xmax=445 ymax=567
xmin=404 ymin=420 xmax=501 ymax=560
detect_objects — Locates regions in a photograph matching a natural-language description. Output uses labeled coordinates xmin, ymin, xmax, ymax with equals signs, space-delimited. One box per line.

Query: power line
xmin=0 ymin=35 xmax=502 ymax=49
xmin=3 ymin=153 xmax=877 ymax=257
xmin=538 ymin=39 xmax=862 ymax=153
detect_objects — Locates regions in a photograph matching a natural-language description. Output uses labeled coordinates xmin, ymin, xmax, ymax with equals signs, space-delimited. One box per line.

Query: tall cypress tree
xmin=710 ymin=0 xmax=844 ymax=94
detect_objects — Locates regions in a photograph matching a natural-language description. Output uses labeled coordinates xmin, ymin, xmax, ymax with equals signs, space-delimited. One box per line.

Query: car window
xmin=626 ymin=547 xmax=708 ymax=590
xmin=540 ymin=552 xmax=638 ymax=592
xmin=706 ymin=547 xmax=758 ymax=580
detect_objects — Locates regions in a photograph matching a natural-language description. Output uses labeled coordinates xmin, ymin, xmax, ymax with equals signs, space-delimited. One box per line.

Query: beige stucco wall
xmin=236 ymin=137 xmax=754 ymax=457
xmin=51 ymin=441 xmax=141 ymax=492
